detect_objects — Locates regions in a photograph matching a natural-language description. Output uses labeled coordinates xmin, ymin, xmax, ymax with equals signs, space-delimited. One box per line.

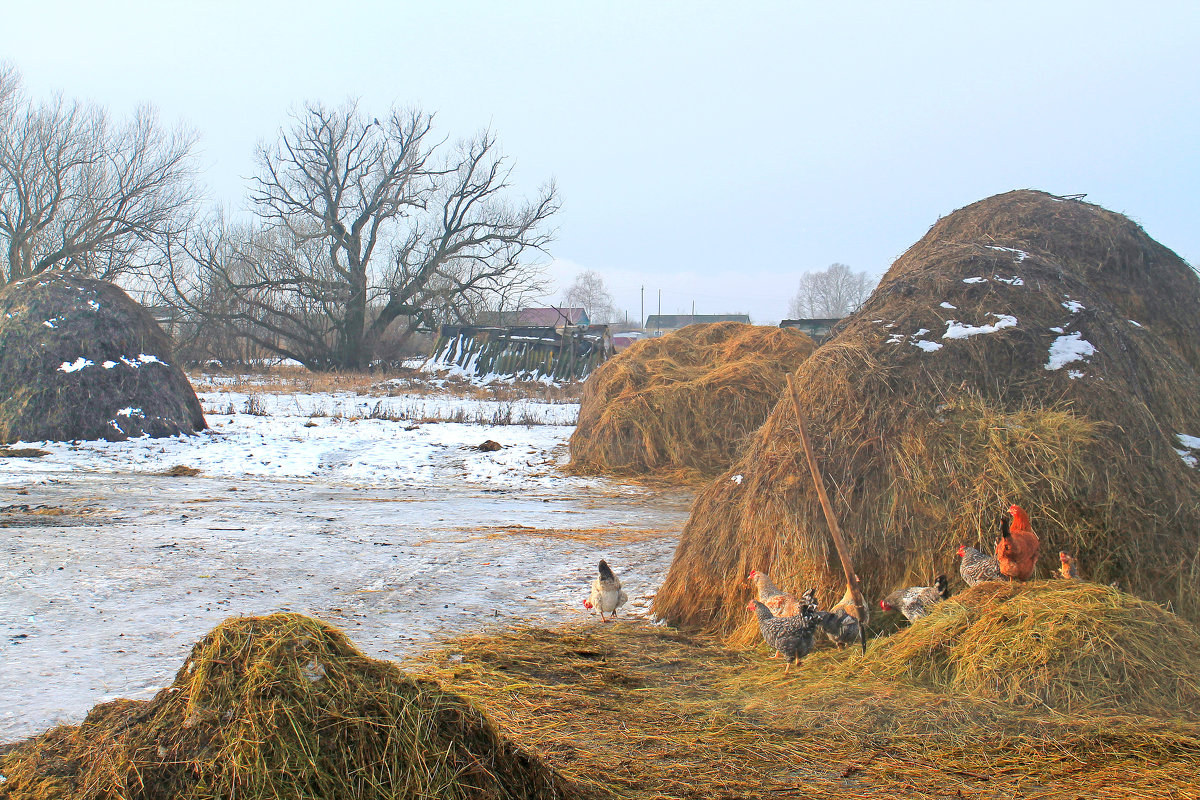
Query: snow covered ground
xmin=0 ymin=386 xmax=693 ymax=743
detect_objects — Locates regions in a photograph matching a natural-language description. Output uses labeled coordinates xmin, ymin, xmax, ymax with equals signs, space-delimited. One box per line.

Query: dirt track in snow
xmin=1 ymin=471 xmax=691 ymax=743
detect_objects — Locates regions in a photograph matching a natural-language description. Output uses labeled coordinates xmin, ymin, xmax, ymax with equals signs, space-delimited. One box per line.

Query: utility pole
xmin=658 ymin=289 xmax=662 ymax=320
xmin=692 ymin=299 xmax=695 ymax=322
xmin=640 ymin=286 xmax=644 ymax=330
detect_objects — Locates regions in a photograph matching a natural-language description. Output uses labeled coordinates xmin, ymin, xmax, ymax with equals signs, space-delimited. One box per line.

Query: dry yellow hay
xmin=654 ymin=190 xmax=1200 ymax=641
xmin=844 ymin=580 xmax=1200 ymax=715
xmin=407 ymin=619 xmax=1200 ymax=799
xmin=0 ymin=613 xmax=573 ymax=800
xmin=568 ymin=322 xmax=815 ymax=481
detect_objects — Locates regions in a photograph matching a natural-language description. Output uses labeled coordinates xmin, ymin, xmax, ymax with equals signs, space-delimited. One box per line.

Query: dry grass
xmin=189 ymin=365 xmax=583 ymax=404
xmin=0 ymin=613 xmax=574 ymax=800
xmin=473 ymin=525 xmax=677 ymax=544
xmin=569 ymin=323 xmax=815 ymax=482
xmin=655 ymin=190 xmax=1200 ymax=639
xmin=0 ymin=447 xmax=49 ymax=458
xmin=407 ymin=618 xmax=1200 ymax=799
xmin=6 ymin=608 xmax=1198 ymax=798
xmin=160 ymin=465 xmax=202 ymax=477
xmin=844 ymin=580 xmax=1200 ymax=715
xmin=0 ymin=503 xmax=101 ymax=528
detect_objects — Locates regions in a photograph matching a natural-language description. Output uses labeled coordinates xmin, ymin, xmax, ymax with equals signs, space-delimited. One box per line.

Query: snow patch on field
xmin=0 ymin=390 xmax=583 ymax=491
xmin=1045 ymin=332 xmax=1096 ymax=371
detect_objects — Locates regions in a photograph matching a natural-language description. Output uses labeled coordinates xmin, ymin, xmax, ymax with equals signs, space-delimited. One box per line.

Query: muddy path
xmin=1 ymin=472 xmax=692 ymax=743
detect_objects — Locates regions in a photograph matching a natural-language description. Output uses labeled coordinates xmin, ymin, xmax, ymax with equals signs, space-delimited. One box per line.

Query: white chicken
xmin=583 ymin=559 xmax=628 ymax=622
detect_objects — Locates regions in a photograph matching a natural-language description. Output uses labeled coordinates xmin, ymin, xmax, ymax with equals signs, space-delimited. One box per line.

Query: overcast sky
xmin=4 ymin=1 xmax=1198 ymax=324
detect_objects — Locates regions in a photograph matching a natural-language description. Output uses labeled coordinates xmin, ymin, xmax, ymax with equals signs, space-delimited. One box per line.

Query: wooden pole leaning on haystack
xmin=785 ymin=373 xmax=870 ymax=654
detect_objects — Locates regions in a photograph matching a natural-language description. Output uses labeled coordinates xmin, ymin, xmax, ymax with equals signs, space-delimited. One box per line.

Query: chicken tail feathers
xmin=598 ymin=559 xmax=616 ymax=582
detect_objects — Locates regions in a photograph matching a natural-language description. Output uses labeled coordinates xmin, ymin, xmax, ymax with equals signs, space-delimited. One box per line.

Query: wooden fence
xmin=430 ymin=324 xmax=612 ymax=381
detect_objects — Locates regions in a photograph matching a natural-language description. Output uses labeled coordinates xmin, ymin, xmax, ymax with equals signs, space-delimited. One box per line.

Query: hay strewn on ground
xmin=568 ymin=323 xmax=815 ymax=481
xmin=846 ymin=580 xmax=1200 ymax=716
xmin=0 ymin=614 xmax=573 ymax=800
xmin=654 ymin=190 xmax=1200 ymax=640
xmin=0 ymin=272 xmax=206 ymax=443
xmin=406 ymin=619 xmax=1200 ymax=799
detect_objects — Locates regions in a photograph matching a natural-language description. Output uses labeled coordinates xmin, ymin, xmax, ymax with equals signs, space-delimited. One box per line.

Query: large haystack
xmin=568 ymin=322 xmax=815 ymax=479
xmin=0 ymin=272 xmax=205 ymax=443
xmin=655 ymin=190 xmax=1200 ymax=640
xmin=0 ymin=613 xmax=572 ymax=800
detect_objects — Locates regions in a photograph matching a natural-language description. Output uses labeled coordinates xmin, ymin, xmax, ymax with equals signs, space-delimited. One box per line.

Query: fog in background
xmin=3 ymin=1 xmax=1197 ymax=324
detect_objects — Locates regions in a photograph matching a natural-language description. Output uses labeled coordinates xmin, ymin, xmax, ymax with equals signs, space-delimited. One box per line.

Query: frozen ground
xmin=0 ymin=388 xmax=693 ymax=743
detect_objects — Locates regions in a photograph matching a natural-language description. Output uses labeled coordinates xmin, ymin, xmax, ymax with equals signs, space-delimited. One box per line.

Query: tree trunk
xmin=339 ymin=251 xmax=369 ymax=370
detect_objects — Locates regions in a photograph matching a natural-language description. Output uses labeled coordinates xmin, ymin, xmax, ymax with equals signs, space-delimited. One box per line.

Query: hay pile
xmin=849 ymin=580 xmax=1200 ymax=715
xmin=0 ymin=272 xmax=205 ymax=443
xmin=0 ymin=613 xmax=572 ymax=800
xmin=568 ymin=322 xmax=815 ymax=480
xmin=654 ymin=190 xmax=1200 ymax=639
xmin=411 ymin=620 xmax=1200 ymax=799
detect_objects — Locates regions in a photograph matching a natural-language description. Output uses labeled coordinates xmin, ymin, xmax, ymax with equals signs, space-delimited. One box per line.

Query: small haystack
xmin=655 ymin=190 xmax=1200 ymax=640
xmin=850 ymin=580 xmax=1200 ymax=716
xmin=0 ymin=613 xmax=572 ymax=800
xmin=0 ymin=272 xmax=205 ymax=444
xmin=568 ymin=322 xmax=815 ymax=480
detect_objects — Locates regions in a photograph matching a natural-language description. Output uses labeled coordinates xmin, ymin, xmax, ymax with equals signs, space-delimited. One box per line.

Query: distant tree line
xmin=788 ymin=263 xmax=876 ymax=319
xmin=0 ymin=63 xmax=558 ymax=371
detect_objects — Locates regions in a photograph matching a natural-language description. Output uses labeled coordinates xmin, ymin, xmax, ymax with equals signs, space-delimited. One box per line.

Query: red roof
xmin=516 ymin=307 xmax=589 ymax=326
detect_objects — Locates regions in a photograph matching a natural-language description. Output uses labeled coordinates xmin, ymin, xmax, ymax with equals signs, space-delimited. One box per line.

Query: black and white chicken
xmin=749 ymin=591 xmax=822 ymax=674
xmin=880 ymin=575 xmax=950 ymax=621
xmin=957 ymin=544 xmax=1007 ymax=586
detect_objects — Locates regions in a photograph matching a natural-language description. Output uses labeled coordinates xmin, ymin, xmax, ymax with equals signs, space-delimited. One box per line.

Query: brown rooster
xmin=996 ymin=504 xmax=1040 ymax=581
xmin=749 ymin=569 xmax=800 ymax=617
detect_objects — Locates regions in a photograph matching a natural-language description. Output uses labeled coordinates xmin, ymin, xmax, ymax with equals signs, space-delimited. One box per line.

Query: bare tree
xmin=562 ymin=268 xmax=617 ymax=324
xmin=0 ymin=64 xmax=198 ymax=285
xmin=787 ymin=263 xmax=876 ymax=319
xmin=169 ymin=100 xmax=557 ymax=370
